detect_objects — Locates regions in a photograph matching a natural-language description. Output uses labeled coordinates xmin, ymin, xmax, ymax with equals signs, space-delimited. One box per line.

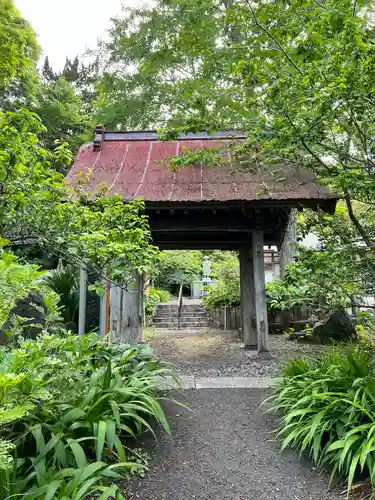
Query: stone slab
xmin=155 ymin=375 xmax=278 ymax=390
xmin=195 ymin=376 xmax=274 ymax=389
xmin=154 ymin=375 xmax=195 ymax=390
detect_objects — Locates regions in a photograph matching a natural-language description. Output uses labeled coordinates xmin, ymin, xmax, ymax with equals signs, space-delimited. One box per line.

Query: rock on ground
xmin=311 ymin=309 xmax=356 ymax=344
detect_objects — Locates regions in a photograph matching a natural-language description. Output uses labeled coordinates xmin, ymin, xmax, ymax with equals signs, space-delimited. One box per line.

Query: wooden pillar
xmin=121 ymin=274 xmax=142 ymax=344
xmin=239 ymin=247 xmax=257 ymax=349
xmin=252 ymin=230 xmax=269 ymax=353
xmin=110 ymin=273 xmax=143 ymax=344
xmin=78 ymin=266 xmax=87 ymax=336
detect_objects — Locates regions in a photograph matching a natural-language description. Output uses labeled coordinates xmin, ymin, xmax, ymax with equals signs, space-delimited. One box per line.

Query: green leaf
xmin=105 ymin=419 xmax=117 ymax=452
xmin=96 ymin=420 xmax=107 ymax=462
xmin=67 ymin=439 xmax=88 ymax=469
xmin=103 ymin=360 xmax=112 ymax=391
xmin=44 ymin=480 xmax=63 ymax=500
xmin=60 ymin=408 xmax=86 ymax=425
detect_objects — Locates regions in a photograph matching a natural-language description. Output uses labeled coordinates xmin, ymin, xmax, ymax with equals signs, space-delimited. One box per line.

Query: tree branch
xmin=244 ymin=0 xmax=303 ymax=75
xmin=313 ymin=0 xmax=328 ymax=10
xmin=345 ymin=195 xmax=373 ymax=247
xmin=352 ymin=0 xmax=358 ymax=16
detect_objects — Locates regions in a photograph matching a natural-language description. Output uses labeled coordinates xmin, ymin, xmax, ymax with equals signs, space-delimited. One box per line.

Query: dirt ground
xmin=144 ymin=328 xmax=328 ymax=377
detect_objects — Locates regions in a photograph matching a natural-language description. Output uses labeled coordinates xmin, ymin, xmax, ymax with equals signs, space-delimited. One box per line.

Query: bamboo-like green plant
xmin=270 ymin=345 xmax=375 ymax=496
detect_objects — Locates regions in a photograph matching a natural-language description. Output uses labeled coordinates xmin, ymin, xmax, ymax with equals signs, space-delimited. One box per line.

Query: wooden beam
xmin=252 ymin=231 xmax=269 ymax=353
xmin=239 ymin=247 xmax=257 ymax=349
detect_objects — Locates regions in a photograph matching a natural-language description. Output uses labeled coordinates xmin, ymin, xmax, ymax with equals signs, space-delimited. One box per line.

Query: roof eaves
xmin=103 ymin=130 xmax=248 ymax=141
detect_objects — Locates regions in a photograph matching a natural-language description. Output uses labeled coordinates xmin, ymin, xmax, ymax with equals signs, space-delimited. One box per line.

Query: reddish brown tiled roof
xmin=67 ymin=131 xmax=337 ymax=207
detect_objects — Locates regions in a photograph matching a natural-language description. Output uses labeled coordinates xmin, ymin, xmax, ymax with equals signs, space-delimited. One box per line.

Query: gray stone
xmin=311 ymin=309 xmax=356 ymax=344
xmin=154 ymin=375 xmax=195 ymax=390
xmin=195 ymin=376 xmax=274 ymax=389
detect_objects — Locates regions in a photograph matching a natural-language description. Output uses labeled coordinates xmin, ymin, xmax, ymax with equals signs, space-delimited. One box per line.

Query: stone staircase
xmin=153 ymin=302 xmax=210 ymax=329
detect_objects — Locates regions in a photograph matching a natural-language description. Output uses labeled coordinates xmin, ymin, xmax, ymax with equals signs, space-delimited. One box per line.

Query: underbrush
xmin=0 ymin=332 xmax=176 ymax=499
xmin=270 ymin=345 xmax=375 ymax=497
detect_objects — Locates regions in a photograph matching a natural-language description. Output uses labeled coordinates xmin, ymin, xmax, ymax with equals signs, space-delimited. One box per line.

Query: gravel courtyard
xmin=144 ymin=327 xmax=327 ymax=378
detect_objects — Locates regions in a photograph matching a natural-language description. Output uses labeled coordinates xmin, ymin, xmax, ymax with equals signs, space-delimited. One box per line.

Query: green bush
xmin=270 ymin=345 xmax=375 ymax=495
xmin=145 ymin=288 xmax=169 ymax=318
xmin=203 ymin=280 xmax=240 ymax=310
xmin=0 ymin=332 xmax=175 ymax=499
xmin=203 ymin=255 xmax=240 ymax=310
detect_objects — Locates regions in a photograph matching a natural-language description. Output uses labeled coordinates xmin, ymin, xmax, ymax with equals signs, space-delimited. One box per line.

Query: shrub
xmin=43 ymin=263 xmax=79 ymax=328
xmin=270 ymin=345 xmax=375 ymax=495
xmin=203 ymin=280 xmax=240 ymax=310
xmin=145 ymin=288 xmax=169 ymax=318
xmin=0 ymin=332 xmax=175 ymax=499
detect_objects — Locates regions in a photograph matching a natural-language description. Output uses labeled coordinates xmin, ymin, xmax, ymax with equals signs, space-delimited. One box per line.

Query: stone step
xmin=154 ymin=311 xmax=208 ymax=319
xmin=153 ymin=321 xmax=211 ymax=329
xmin=153 ymin=316 xmax=210 ymax=323
xmin=156 ymin=305 xmax=206 ymax=313
xmin=153 ymin=318 xmax=209 ymax=326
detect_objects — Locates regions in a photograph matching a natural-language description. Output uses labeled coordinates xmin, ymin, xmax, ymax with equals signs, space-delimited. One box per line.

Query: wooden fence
xmin=208 ymin=306 xmax=311 ymax=332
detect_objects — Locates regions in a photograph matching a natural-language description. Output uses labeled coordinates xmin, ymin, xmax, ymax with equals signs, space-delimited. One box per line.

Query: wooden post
xmin=252 ymin=230 xmax=269 ymax=353
xmin=110 ymin=283 xmax=122 ymax=343
xmin=239 ymin=247 xmax=257 ymax=349
xmin=105 ymin=280 xmax=110 ymax=336
xmin=177 ymin=284 xmax=183 ymax=330
xmin=119 ymin=274 xmax=142 ymax=344
xmin=99 ymin=279 xmax=108 ymax=337
xmin=78 ymin=266 xmax=87 ymax=336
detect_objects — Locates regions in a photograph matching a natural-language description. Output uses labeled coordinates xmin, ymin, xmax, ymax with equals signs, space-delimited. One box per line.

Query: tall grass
xmin=270 ymin=345 xmax=375 ymax=496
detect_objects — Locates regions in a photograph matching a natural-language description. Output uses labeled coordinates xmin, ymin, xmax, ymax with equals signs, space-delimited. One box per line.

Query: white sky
xmin=14 ymin=0 xmax=148 ymax=70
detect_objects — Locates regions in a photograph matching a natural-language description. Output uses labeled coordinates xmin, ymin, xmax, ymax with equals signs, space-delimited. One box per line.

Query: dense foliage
xmin=0 ymin=331 xmax=174 ymax=499
xmin=95 ymin=0 xmax=246 ymax=130
xmin=154 ymin=251 xmax=203 ymax=292
xmin=270 ymin=345 xmax=375 ymax=495
xmin=203 ymin=253 xmax=240 ymax=309
xmin=43 ymin=264 xmax=79 ymax=329
xmin=0 ymin=0 xmax=38 ymax=92
xmin=144 ymin=288 xmax=170 ymax=319
xmin=0 ymin=8 xmax=170 ymax=495
xmin=0 ymin=108 xmax=158 ymax=286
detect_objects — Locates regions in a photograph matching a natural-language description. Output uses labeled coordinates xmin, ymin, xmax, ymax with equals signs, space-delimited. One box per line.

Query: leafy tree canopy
xmin=35 ymin=76 xmax=91 ymax=161
xmin=0 ymin=0 xmax=38 ymax=91
xmin=95 ymin=0 xmax=255 ymax=130
xmin=99 ymin=0 xmax=375 ymax=309
xmin=155 ymin=250 xmax=203 ymax=290
xmin=0 ymin=1 xmax=158 ymax=300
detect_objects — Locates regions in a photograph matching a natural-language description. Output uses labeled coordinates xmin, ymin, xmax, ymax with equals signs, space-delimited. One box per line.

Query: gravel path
xmin=127 ymin=389 xmax=341 ymax=500
xmin=145 ymin=328 xmax=327 ymax=377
